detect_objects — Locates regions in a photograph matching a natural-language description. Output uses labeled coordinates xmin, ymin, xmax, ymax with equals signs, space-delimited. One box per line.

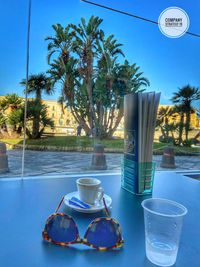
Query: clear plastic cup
xmin=141 ymin=198 xmax=187 ymax=267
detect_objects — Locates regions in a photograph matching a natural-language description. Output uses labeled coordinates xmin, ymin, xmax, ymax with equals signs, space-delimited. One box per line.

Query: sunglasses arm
xmin=103 ymin=197 xmax=110 ymax=217
xmin=55 ymin=196 xmax=110 ymax=217
xmin=55 ymin=196 xmax=65 ymax=213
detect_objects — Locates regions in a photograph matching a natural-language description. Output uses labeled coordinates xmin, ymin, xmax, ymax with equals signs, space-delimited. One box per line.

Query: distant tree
xmin=0 ymin=93 xmax=54 ymax=139
xmin=156 ymin=106 xmax=176 ymax=142
xmin=24 ymin=100 xmax=54 ymax=139
xmin=20 ymin=73 xmax=54 ymax=139
xmin=173 ymin=104 xmax=185 ymax=145
xmin=0 ymin=94 xmax=23 ymax=138
xmin=171 ymin=85 xmax=200 ymax=143
xmin=21 ymin=73 xmax=54 ymax=101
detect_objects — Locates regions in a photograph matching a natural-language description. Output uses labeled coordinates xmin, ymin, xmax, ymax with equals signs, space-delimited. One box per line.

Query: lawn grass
xmin=0 ymin=136 xmax=123 ymax=149
xmin=0 ymin=136 xmax=199 ymax=155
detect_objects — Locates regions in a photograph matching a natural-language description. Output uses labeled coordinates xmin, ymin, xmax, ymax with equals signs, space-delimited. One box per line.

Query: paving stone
xmin=0 ymin=149 xmax=199 ymax=178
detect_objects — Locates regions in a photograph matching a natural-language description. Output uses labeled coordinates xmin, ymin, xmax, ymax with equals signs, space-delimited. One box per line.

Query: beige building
xmin=43 ymin=101 xmax=200 ymax=136
xmin=1 ymin=96 xmax=199 ymax=136
xmin=43 ymin=100 xmax=78 ymax=135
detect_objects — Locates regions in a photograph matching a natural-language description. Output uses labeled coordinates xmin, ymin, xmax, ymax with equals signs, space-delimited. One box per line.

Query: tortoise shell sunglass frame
xmin=42 ymin=196 xmax=124 ymax=251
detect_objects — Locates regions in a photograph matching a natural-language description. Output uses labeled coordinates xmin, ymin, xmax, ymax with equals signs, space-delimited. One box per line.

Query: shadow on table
xmin=42 ymin=240 xmax=123 ymax=265
xmin=42 ymin=242 xmax=153 ymax=267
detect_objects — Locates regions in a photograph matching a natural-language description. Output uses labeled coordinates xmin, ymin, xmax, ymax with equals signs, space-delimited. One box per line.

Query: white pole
xmin=21 ymin=0 xmax=32 ymax=178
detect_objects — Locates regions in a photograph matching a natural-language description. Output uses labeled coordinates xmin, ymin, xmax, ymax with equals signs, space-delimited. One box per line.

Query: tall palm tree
xmin=94 ymin=34 xmax=125 ymax=137
xmin=94 ymin=58 xmax=150 ymax=138
xmin=171 ymin=85 xmax=200 ymax=142
xmin=20 ymin=73 xmax=54 ymax=138
xmin=46 ymin=16 xmax=150 ymax=138
xmin=48 ymin=57 xmax=91 ymax=135
xmin=45 ymin=24 xmax=72 ymax=64
xmin=70 ymin=16 xmax=103 ymax=129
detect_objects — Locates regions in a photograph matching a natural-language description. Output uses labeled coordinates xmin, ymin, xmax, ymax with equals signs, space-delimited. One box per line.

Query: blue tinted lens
xmin=46 ymin=215 xmax=78 ymax=243
xmin=85 ymin=219 xmax=121 ymax=248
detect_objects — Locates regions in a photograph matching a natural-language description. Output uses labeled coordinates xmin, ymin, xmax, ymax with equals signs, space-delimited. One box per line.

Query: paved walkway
xmin=0 ymin=150 xmax=199 ymax=178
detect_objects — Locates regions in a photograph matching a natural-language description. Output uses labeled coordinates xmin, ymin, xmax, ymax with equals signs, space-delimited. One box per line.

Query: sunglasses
xmin=42 ymin=196 xmax=124 ymax=251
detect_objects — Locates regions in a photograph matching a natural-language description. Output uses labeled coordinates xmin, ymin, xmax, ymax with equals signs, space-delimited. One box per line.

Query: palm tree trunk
xmin=98 ymin=103 xmax=104 ymax=138
xmin=107 ymin=108 xmax=124 ymax=138
xmin=87 ymin=81 xmax=95 ymax=130
xmin=86 ymin=52 xmax=97 ymax=134
xmin=165 ymin=118 xmax=169 ymax=138
xmin=32 ymin=91 xmax=41 ymax=139
xmin=185 ymin=110 xmax=190 ymax=142
xmin=178 ymin=112 xmax=184 ymax=145
xmin=68 ymin=98 xmax=91 ymax=136
xmin=25 ymin=127 xmax=32 ymax=139
xmin=160 ymin=126 xmax=166 ymax=139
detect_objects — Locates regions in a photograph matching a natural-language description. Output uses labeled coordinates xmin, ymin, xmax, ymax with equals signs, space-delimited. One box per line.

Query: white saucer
xmin=64 ymin=191 xmax=112 ymax=213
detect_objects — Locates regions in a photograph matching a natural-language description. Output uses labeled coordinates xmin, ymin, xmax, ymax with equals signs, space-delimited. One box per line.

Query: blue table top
xmin=0 ymin=172 xmax=199 ymax=267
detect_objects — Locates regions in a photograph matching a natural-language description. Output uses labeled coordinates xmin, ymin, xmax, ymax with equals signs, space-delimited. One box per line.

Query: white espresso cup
xmin=76 ymin=178 xmax=104 ymax=205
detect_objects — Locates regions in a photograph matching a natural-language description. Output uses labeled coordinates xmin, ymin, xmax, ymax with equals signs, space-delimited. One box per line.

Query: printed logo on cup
xmin=158 ymin=7 xmax=190 ymax=38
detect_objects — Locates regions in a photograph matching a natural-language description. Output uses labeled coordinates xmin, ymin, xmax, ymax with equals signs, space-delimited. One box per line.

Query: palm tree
xmin=21 ymin=73 xmax=54 ymax=101
xmin=0 ymin=94 xmax=22 ymax=111
xmin=156 ymin=106 xmax=176 ymax=142
xmin=94 ymin=33 xmax=149 ymax=138
xmin=20 ymin=73 xmax=54 ymax=139
xmin=0 ymin=94 xmax=23 ymax=137
xmin=24 ymin=101 xmax=54 ymax=139
xmin=70 ymin=16 xmax=103 ymax=129
xmin=45 ymin=24 xmax=73 ymax=65
xmin=48 ymin=57 xmax=91 ymax=136
xmin=46 ymin=16 xmax=150 ymax=138
xmin=173 ymin=104 xmax=185 ymax=145
xmin=94 ymin=34 xmax=125 ymax=137
xmin=171 ymin=85 xmax=200 ymax=142
xmin=95 ymin=59 xmax=150 ymax=138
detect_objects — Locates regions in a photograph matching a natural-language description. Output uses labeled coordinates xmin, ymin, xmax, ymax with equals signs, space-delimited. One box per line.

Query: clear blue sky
xmin=0 ymin=0 xmax=200 ymax=107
